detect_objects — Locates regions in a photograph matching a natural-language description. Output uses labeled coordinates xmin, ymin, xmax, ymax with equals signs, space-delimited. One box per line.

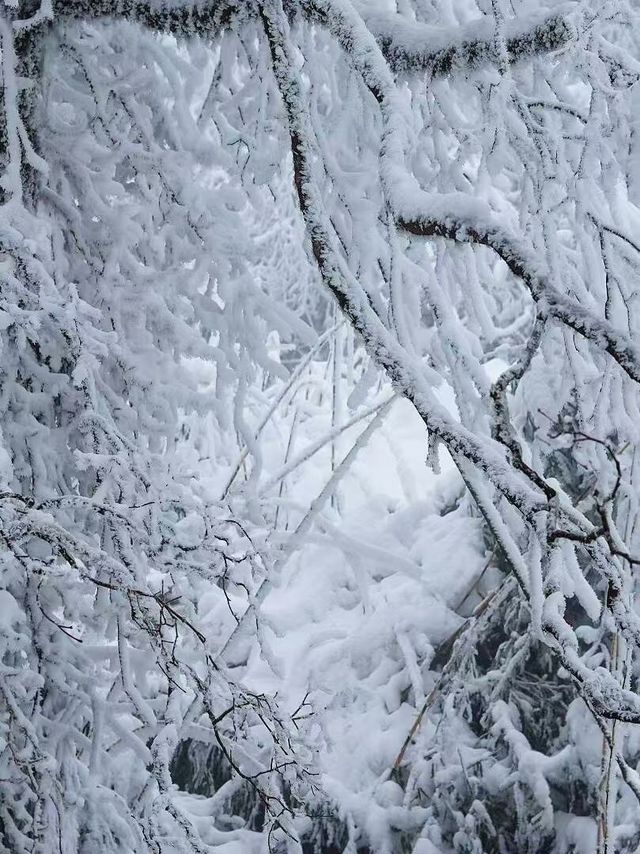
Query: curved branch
xmin=259 ymin=0 xmax=545 ymax=518
xmin=398 ymin=211 xmax=640 ymax=385
xmin=490 ymin=317 xmax=553 ymax=500
xmin=301 ymin=0 xmax=640 ymax=387
xmin=261 ymin=0 xmax=640 ymax=730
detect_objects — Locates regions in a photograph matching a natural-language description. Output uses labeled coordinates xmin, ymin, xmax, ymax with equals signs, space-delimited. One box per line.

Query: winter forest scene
xmin=8 ymin=1 xmax=640 ymax=853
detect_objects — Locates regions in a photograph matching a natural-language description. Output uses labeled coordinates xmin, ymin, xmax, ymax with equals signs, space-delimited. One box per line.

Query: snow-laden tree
xmin=3 ymin=0 xmax=640 ymax=852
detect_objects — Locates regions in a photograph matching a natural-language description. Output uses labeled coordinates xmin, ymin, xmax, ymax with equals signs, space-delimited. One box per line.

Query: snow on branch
xmin=259 ymin=1 xmax=548 ymax=520
xmin=47 ymin=0 xmax=247 ymax=37
xmin=45 ymin=0 xmax=573 ymax=83
xmin=303 ymin=0 xmax=640 ymax=387
xmin=363 ymin=8 xmax=575 ymax=77
xmin=260 ymin=0 xmax=640 ymax=736
xmin=397 ymin=209 xmax=640 ymax=386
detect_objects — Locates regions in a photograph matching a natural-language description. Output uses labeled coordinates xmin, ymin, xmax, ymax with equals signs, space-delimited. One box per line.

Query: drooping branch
xmin=490 ymin=317 xmax=553 ymax=499
xmin=301 ymin=0 xmax=640 ymax=388
xmin=260 ymin=3 xmax=640 ymax=676
xmin=260 ymin=0 xmax=640 ymax=731
xmin=258 ymin=1 xmax=546 ymax=519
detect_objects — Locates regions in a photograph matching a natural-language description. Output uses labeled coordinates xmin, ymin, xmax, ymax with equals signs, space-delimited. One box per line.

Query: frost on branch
xmin=363 ymin=8 xmax=574 ymax=77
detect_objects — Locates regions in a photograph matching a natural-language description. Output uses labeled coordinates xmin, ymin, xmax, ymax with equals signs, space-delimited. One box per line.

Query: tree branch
xmin=259 ymin=0 xmax=546 ymax=518
xmin=398 ymin=210 xmax=640 ymax=386
xmin=41 ymin=0 xmax=248 ymax=37
xmin=261 ymin=0 xmax=640 ymax=729
xmin=363 ymin=8 xmax=575 ymax=77
xmin=45 ymin=0 xmax=574 ymax=85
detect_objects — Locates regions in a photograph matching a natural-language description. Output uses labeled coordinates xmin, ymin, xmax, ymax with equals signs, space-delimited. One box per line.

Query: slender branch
xmin=393 ymin=575 xmax=517 ymax=770
xmin=490 ymin=317 xmax=553 ymax=499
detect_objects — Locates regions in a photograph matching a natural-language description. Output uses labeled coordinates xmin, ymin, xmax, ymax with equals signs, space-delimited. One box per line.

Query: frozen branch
xmin=261 ymin=0 xmax=640 ymax=731
xmin=45 ymin=0 xmax=248 ymax=36
xmin=47 ymin=0 xmax=574 ymax=84
xmin=259 ymin=0 xmax=546 ymax=518
xmin=362 ymin=8 xmax=575 ymax=77
xmin=397 ymin=210 xmax=640 ymax=386
xmin=300 ymin=0 xmax=640 ymax=386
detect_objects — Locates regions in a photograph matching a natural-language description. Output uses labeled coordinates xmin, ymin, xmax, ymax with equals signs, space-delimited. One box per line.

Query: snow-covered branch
xmin=398 ymin=210 xmax=640 ymax=385
xmin=47 ymin=0 xmax=574 ymax=82
xmin=359 ymin=8 xmax=574 ymax=76
xmin=259 ymin=1 xmax=547 ymax=518
xmin=261 ymin=0 xmax=640 ymax=738
xmin=42 ymin=0 xmax=246 ymax=36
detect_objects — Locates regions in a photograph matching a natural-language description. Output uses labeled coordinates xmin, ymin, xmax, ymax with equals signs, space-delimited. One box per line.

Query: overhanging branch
xmin=260 ymin=0 xmax=640 ymax=731
xmin=42 ymin=0 xmax=574 ymax=83
xmin=301 ymin=0 xmax=640 ymax=388
xmin=259 ymin=0 xmax=545 ymax=518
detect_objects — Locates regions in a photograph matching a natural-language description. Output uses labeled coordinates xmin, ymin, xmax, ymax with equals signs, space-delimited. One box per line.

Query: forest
xmin=1 ymin=0 xmax=640 ymax=852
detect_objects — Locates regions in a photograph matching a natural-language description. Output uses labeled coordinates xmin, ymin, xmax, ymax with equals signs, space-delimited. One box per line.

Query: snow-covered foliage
xmin=3 ymin=0 xmax=640 ymax=852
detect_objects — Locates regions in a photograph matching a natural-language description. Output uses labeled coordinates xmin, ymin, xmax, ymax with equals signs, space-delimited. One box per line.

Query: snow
xmin=3 ymin=1 xmax=640 ymax=852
